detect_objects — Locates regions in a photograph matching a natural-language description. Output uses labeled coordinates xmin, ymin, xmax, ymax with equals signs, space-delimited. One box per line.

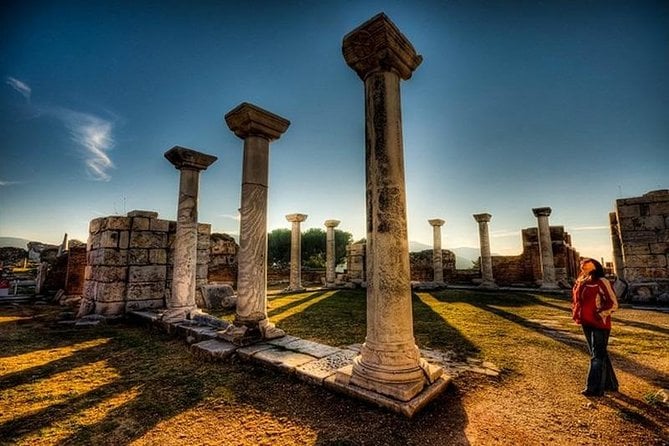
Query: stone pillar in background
xmin=163 ymin=146 xmax=217 ymax=322
xmin=609 ymin=212 xmax=624 ymax=278
xmin=286 ymin=213 xmax=308 ymax=291
xmin=221 ymin=102 xmax=290 ymax=344
xmin=428 ymin=219 xmax=446 ymax=285
xmin=336 ymin=13 xmax=442 ymax=402
xmin=324 ymin=219 xmax=341 ymax=287
xmin=473 ymin=213 xmax=497 ymax=288
xmin=532 ymin=207 xmax=559 ymax=289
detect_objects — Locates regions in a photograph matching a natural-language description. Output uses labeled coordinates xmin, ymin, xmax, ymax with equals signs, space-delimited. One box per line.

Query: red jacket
xmin=572 ymin=278 xmax=619 ymax=329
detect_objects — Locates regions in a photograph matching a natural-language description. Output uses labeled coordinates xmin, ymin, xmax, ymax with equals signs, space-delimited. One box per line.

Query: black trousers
xmin=582 ymin=325 xmax=619 ymax=395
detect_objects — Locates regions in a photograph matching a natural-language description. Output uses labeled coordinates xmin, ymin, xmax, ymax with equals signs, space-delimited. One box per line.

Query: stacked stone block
xmin=64 ymin=246 xmax=87 ymax=295
xmin=611 ymin=189 xmax=669 ymax=299
xmin=84 ymin=210 xmax=210 ymax=316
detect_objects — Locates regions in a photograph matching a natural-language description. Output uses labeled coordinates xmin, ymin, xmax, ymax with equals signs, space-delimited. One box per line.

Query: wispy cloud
xmin=5 ymin=76 xmax=31 ymax=102
xmin=569 ymin=225 xmax=609 ymax=232
xmin=491 ymin=230 xmax=519 ymax=238
xmin=219 ymin=213 xmax=241 ymax=221
xmin=42 ymin=106 xmax=116 ymax=182
xmin=0 ymin=180 xmax=22 ymax=186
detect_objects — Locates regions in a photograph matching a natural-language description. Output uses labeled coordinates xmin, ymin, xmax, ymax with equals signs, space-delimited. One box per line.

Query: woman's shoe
xmin=581 ymin=389 xmax=603 ymax=397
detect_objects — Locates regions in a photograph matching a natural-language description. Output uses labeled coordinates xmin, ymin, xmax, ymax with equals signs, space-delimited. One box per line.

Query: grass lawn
xmin=1 ymin=289 xmax=667 ymax=445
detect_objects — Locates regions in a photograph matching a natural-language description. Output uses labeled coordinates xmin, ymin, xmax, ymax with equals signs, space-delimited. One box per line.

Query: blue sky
xmin=1 ymin=0 xmax=667 ymax=262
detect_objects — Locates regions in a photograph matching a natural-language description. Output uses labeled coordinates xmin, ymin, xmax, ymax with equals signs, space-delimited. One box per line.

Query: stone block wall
xmin=208 ymin=233 xmax=238 ymax=286
xmin=410 ymin=250 xmax=456 ymax=282
xmin=611 ymin=190 xmax=669 ymax=300
xmin=64 ymin=246 xmax=87 ymax=295
xmin=84 ymin=210 xmax=210 ymax=315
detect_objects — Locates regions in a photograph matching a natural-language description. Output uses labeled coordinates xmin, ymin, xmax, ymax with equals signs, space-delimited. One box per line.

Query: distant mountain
xmin=0 ymin=237 xmax=31 ymax=250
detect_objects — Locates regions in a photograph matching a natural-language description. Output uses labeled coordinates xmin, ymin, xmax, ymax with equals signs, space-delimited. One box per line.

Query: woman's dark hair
xmin=583 ymin=258 xmax=606 ymax=279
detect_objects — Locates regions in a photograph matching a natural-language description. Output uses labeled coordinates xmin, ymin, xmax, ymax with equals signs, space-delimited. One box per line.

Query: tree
xmin=266 ymin=227 xmax=353 ymax=268
xmin=267 ymin=228 xmax=291 ymax=268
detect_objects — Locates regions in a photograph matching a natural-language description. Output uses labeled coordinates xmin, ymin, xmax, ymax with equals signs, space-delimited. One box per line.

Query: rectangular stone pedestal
xmin=326 ymin=365 xmax=451 ymax=417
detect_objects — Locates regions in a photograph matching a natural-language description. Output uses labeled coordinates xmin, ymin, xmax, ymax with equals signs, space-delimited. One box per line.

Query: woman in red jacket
xmin=572 ymin=258 xmax=619 ymax=396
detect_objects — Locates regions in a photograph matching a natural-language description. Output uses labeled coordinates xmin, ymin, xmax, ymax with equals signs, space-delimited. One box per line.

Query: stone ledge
xmin=191 ymin=339 xmax=237 ymax=361
xmin=251 ymin=348 xmax=316 ymax=373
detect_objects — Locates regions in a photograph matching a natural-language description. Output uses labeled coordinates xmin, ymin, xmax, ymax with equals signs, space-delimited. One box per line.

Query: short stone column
xmin=163 ymin=146 xmax=217 ymax=322
xmin=220 ymin=102 xmax=290 ymax=344
xmin=532 ymin=207 xmax=558 ymax=289
xmin=609 ymin=212 xmax=624 ymax=278
xmin=286 ymin=213 xmax=308 ymax=291
xmin=324 ymin=219 xmax=341 ymax=287
xmin=473 ymin=213 xmax=497 ymax=288
xmin=428 ymin=219 xmax=446 ymax=285
xmin=336 ymin=13 xmax=442 ymax=402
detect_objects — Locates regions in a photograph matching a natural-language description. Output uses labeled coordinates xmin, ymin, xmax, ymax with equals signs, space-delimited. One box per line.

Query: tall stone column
xmin=473 ymin=213 xmax=497 ymax=288
xmin=163 ymin=146 xmax=217 ymax=322
xmin=336 ymin=13 xmax=442 ymax=402
xmin=532 ymin=207 xmax=558 ymax=289
xmin=220 ymin=102 xmax=290 ymax=344
xmin=324 ymin=219 xmax=341 ymax=287
xmin=609 ymin=212 xmax=624 ymax=278
xmin=286 ymin=213 xmax=308 ymax=291
xmin=428 ymin=219 xmax=446 ymax=285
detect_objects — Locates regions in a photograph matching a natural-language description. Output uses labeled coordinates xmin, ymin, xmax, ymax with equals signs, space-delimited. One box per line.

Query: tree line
xmin=267 ymin=228 xmax=353 ymax=269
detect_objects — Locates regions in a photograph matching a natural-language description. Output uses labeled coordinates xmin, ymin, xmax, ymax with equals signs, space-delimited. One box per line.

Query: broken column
xmin=473 ymin=213 xmax=497 ymax=288
xmin=532 ymin=207 xmax=558 ymax=289
xmin=609 ymin=212 xmax=624 ymax=278
xmin=220 ymin=102 xmax=290 ymax=344
xmin=163 ymin=146 xmax=217 ymax=322
xmin=324 ymin=219 xmax=341 ymax=287
xmin=336 ymin=13 xmax=442 ymax=402
xmin=428 ymin=219 xmax=446 ymax=285
xmin=286 ymin=213 xmax=308 ymax=291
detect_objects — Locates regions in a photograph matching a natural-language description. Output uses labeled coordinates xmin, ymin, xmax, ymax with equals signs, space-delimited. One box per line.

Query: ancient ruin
xmin=324 ymin=220 xmax=341 ymax=287
xmin=610 ymin=189 xmax=669 ymax=302
xmin=428 ymin=219 xmax=446 ymax=286
xmin=473 ymin=213 xmax=497 ymax=288
xmin=286 ymin=213 xmax=308 ymax=292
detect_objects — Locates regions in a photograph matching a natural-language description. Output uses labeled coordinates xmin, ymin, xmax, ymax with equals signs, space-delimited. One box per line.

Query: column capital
xmin=473 ymin=213 xmax=492 ymax=223
xmin=532 ymin=207 xmax=552 ymax=217
xmin=225 ymin=102 xmax=290 ymax=140
xmin=286 ymin=213 xmax=308 ymax=223
xmin=342 ymin=13 xmax=422 ymax=81
xmin=428 ymin=218 xmax=445 ymax=227
xmin=324 ymin=219 xmax=341 ymax=228
xmin=164 ymin=146 xmax=217 ymax=171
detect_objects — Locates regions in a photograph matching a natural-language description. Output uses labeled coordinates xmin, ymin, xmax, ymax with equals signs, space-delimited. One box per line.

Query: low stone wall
xmin=83 ymin=210 xmax=210 ymax=316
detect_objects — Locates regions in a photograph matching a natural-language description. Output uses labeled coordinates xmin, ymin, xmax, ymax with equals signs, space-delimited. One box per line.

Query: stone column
xmin=336 ymin=13 xmax=442 ymax=402
xmin=324 ymin=219 xmax=341 ymax=287
xmin=286 ymin=213 xmax=308 ymax=291
xmin=220 ymin=102 xmax=290 ymax=344
xmin=428 ymin=219 xmax=446 ymax=285
xmin=609 ymin=212 xmax=624 ymax=278
xmin=532 ymin=207 xmax=558 ymax=289
xmin=473 ymin=213 xmax=497 ymax=288
xmin=163 ymin=146 xmax=217 ymax=322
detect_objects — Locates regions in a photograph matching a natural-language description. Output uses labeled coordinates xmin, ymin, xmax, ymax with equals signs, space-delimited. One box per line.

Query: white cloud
xmin=490 ymin=230 xmax=519 ymax=238
xmin=219 ymin=213 xmax=241 ymax=221
xmin=0 ymin=180 xmax=21 ymax=186
xmin=5 ymin=76 xmax=31 ymax=101
xmin=42 ymin=106 xmax=116 ymax=182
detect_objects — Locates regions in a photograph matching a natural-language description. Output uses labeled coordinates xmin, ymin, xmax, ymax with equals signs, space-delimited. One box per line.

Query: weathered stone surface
xmin=650 ymin=243 xmax=669 ymax=255
xmin=251 ymin=348 xmax=316 ymax=372
xmin=100 ymin=231 xmax=120 ymax=249
xmin=624 ymin=255 xmax=667 ymax=268
xmin=126 ymin=299 xmax=164 ymax=311
xmin=94 ymin=282 xmax=127 ymax=302
xmin=196 ymin=264 xmax=208 ymax=280
xmin=295 ymin=349 xmax=358 ymax=384
xmin=90 ymin=218 xmax=104 ymax=234
xmin=200 ymin=284 xmax=236 ymax=309
xmin=89 ymin=248 xmax=128 ymax=266
xmin=620 ymin=216 xmax=666 ymax=231
xmin=129 ymin=232 xmax=167 ymax=249
xmin=132 ymin=217 xmax=151 ymax=231
xmin=196 ymin=249 xmax=209 ymax=265
xmin=127 ymin=210 xmax=159 ymax=218
xmin=235 ymin=342 xmax=275 ymax=360
xmin=617 ymin=205 xmax=640 ymax=218
xmin=119 ymin=231 xmax=130 ymax=249
xmin=105 ymin=217 xmax=131 ymax=231
xmin=281 ymin=339 xmax=340 ymax=359
xmin=92 ymin=266 xmax=128 ymax=283
xmin=127 ymin=249 xmax=149 ymax=265
xmin=95 ymin=301 xmax=126 ymax=316
xmin=266 ymin=335 xmax=301 ymax=348
xmin=150 ymin=219 xmax=170 ymax=232
xmin=149 ymin=249 xmax=167 ymax=265
xmin=621 ymin=230 xmax=659 ymax=244
xmin=129 ymin=265 xmax=167 ymax=283
xmin=127 ymin=281 xmax=165 ymax=300
xmin=191 ymin=339 xmax=237 ymax=361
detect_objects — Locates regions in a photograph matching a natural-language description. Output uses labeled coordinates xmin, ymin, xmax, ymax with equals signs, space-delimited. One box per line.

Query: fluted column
xmin=428 ymin=219 xmax=446 ymax=285
xmin=532 ymin=207 xmax=558 ymax=289
xmin=163 ymin=146 xmax=217 ymax=322
xmin=220 ymin=102 xmax=290 ymax=344
xmin=335 ymin=13 xmax=442 ymax=402
xmin=286 ymin=213 xmax=308 ymax=291
xmin=324 ymin=219 xmax=341 ymax=287
xmin=473 ymin=213 xmax=497 ymax=288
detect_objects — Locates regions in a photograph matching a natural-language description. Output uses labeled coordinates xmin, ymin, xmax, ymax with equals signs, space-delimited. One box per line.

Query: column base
xmin=540 ymin=282 xmax=560 ymax=290
xmin=338 ymin=354 xmax=443 ymax=402
xmin=162 ymin=306 xmax=196 ymax=323
xmin=284 ymin=286 xmax=307 ymax=293
xmin=217 ymin=317 xmax=286 ymax=346
xmin=478 ymin=281 xmax=498 ymax=289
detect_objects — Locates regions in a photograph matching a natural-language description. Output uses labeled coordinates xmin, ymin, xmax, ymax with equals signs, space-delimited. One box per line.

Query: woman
xmin=572 ymin=258 xmax=619 ymax=396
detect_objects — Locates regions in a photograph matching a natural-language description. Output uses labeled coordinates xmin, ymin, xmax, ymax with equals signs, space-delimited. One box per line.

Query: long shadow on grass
xmin=598 ymin=393 xmax=669 ymax=443
xmin=268 ymin=291 xmax=330 ymax=318
xmin=448 ymin=293 xmax=669 ymax=389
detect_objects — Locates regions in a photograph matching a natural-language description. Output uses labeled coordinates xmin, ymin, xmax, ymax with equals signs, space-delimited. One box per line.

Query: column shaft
xmin=533 ymin=209 xmax=558 ymax=289
xmin=325 ymin=220 xmax=340 ymax=286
